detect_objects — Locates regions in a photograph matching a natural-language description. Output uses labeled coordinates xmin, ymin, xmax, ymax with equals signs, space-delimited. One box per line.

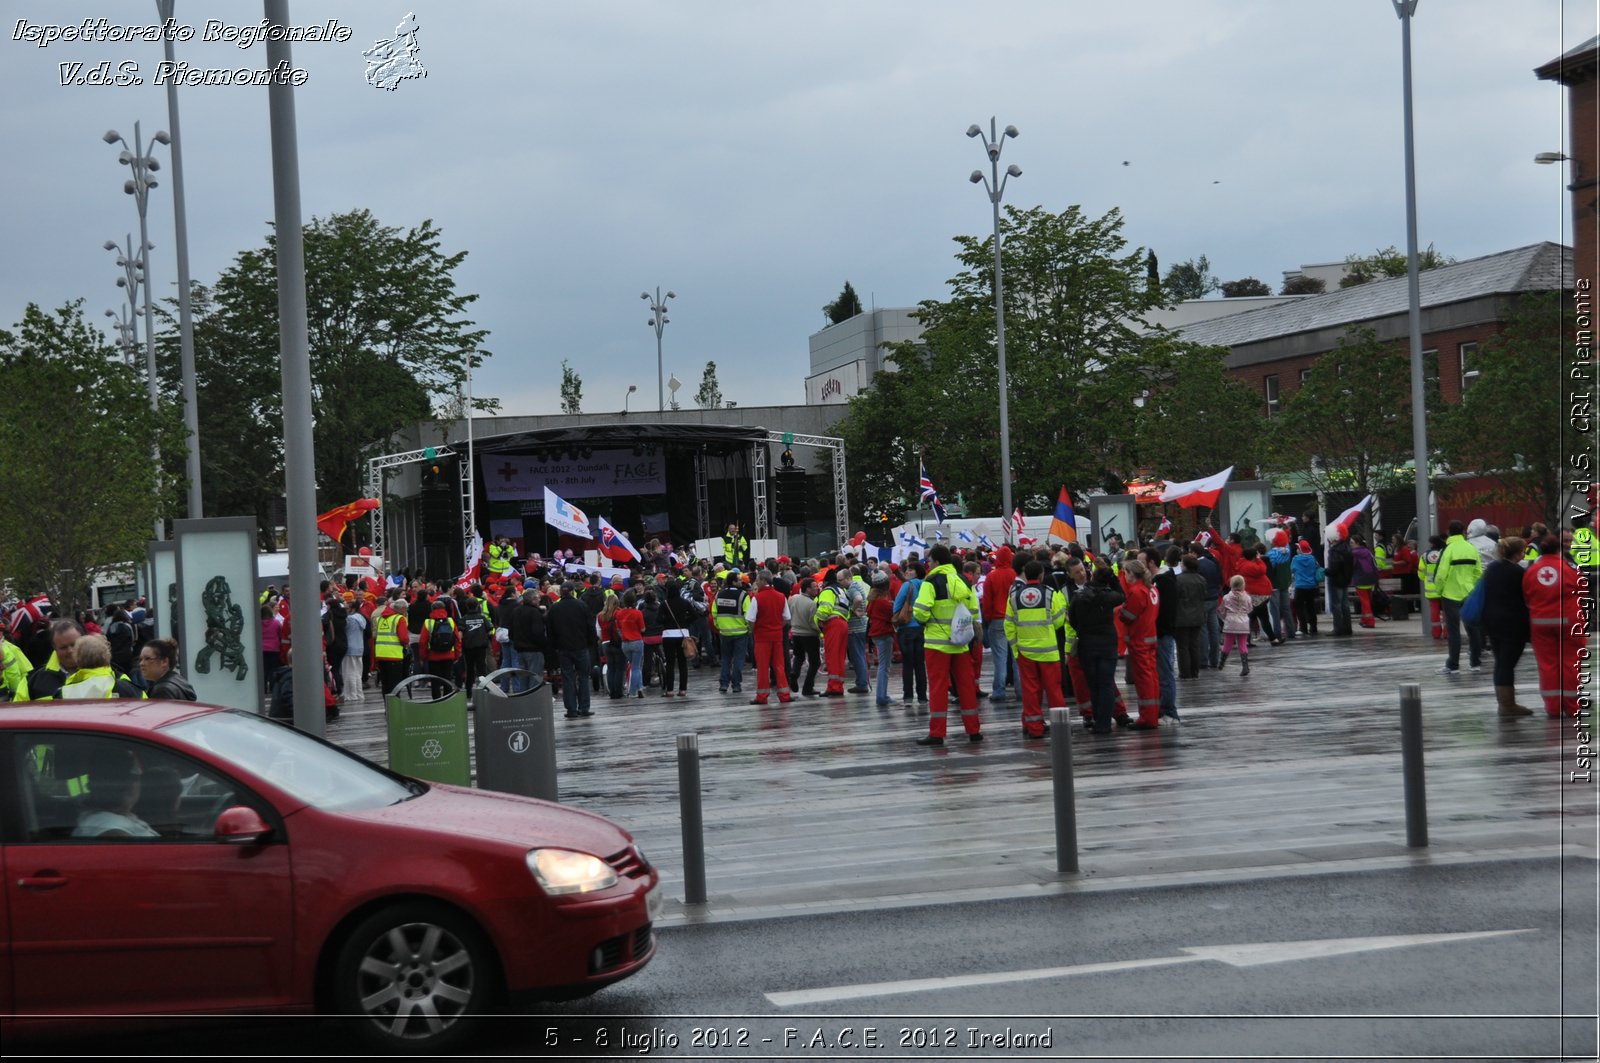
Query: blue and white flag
xmin=933 ymin=529 xmax=947 ymax=541
xmin=978 ymin=533 xmax=995 ymax=549
xmin=543 ymin=486 xmax=592 ymax=539
xmin=957 ymin=529 xmax=974 ymax=544
xmin=906 ymin=533 xmax=929 ymax=550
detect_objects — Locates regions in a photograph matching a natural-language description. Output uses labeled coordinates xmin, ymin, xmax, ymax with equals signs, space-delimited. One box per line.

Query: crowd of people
xmin=2 ymin=512 xmax=1591 ymax=739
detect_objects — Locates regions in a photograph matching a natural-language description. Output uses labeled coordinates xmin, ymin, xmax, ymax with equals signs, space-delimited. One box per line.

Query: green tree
xmin=695 ymin=360 xmax=723 ymax=409
xmin=1431 ymin=292 xmax=1575 ymax=526
xmin=0 ymin=301 xmax=185 ymax=611
xmin=833 ymin=203 xmax=1164 ymax=522
xmin=823 ymin=280 xmax=864 ymax=325
xmin=560 ymin=359 xmax=582 ymax=414
xmin=1133 ymin=339 xmax=1266 ymax=484
xmin=1220 ymin=277 xmax=1271 ymax=298
xmin=1267 ymin=326 xmax=1419 ymax=537
xmin=1280 ymin=274 xmax=1327 ymax=296
xmin=1162 ymin=254 xmax=1219 ymax=301
xmin=155 ymin=283 xmax=286 ymax=548
xmin=201 ymin=209 xmax=493 ymax=512
xmin=1339 ymin=243 xmax=1454 ymax=288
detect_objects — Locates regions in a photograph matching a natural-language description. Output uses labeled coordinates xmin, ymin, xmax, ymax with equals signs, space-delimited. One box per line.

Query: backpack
xmin=428 ymin=615 xmax=456 ymax=653
xmin=461 ymin=610 xmax=489 ymax=649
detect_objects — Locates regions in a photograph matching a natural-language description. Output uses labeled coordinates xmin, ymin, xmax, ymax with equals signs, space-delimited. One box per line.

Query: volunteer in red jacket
xmin=747 ymin=570 xmax=793 ymax=704
xmin=1118 ymin=558 xmax=1161 ymax=729
xmin=418 ymin=596 xmax=462 ymax=692
xmin=814 ymin=567 xmax=852 ymax=697
xmin=980 ymin=546 xmax=1018 ymax=702
xmin=1524 ymin=535 xmax=1585 ymax=718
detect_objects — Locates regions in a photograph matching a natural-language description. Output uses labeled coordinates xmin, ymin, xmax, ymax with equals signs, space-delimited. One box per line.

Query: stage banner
xmin=480 ymin=449 xmax=666 ymax=501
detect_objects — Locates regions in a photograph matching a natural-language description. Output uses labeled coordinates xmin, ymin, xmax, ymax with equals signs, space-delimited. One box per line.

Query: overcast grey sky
xmin=1 ymin=1 xmax=1592 ymax=420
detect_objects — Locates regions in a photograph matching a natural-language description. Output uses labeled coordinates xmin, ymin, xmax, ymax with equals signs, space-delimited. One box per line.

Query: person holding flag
xmin=1049 ymin=488 xmax=1078 ymax=544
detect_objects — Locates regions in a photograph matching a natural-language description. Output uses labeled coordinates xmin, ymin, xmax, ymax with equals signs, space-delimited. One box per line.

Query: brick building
xmin=1536 ymin=35 xmax=1599 ymax=287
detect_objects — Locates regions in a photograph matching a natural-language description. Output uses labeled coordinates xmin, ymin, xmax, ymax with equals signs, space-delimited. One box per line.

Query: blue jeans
xmin=984 ymin=619 xmax=1015 ymax=698
xmin=1203 ymin=599 xmax=1222 ymax=668
xmin=719 ymin=632 xmax=749 ymax=691
xmin=1440 ymin=597 xmax=1483 ymax=670
xmin=1330 ymin=585 xmax=1352 ymax=635
xmin=622 ymin=640 xmax=644 ymax=695
xmin=499 ymin=645 xmax=525 ymax=691
xmin=604 ymin=643 xmax=627 ymax=697
xmin=872 ymin=634 xmax=895 ymax=704
xmin=1156 ymin=634 xmax=1178 ymax=715
xmin=848 ymin=630 xmax=869 ymax=689
xmin=1271 ymin=586 xmax=1295 ymax=638
xmin=899 ymin=627 xmax=927 ymax=699
xmin=558 ymin=649 xmax=591 ymax=714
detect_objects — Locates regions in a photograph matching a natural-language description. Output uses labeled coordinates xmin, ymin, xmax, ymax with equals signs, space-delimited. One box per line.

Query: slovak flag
xmin=1049 ymin=487 xmax=1078 ymax=543
xmin=919 ymin=462 xmax=948 ymax=525
xmin=543 ymin=486 xmax=592 ymax=539
xmin=1159 ymin=465 xmax=1234 ymax=509
xmin=597 ymin=516 xmax=641 ymax=563
xmin=1329 ymin=495 xmax=1373 ymax=541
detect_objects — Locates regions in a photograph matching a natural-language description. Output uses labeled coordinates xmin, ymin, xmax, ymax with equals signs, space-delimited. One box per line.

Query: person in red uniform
xmin=418 ymin=596 xmax=462 ymax=694
xmin=747 ymin=571 xmax=793 ymax=704
xmin=1118 ymin=558 xmax=1161 ymax=729
xmin=815 ymin=566 xmax=852 ymax=697
xmin=1524 ymin=535 xmax=1586 ymax=719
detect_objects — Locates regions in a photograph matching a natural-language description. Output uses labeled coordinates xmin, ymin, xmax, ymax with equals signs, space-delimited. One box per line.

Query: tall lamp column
xmin=968 ymin=118 xmax=1022 ymax=533
xmin=642 ymin=286 xmax=676 ymax=413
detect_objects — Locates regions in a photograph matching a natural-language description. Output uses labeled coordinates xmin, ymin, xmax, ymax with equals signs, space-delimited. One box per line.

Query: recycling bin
xmin=472 ymin=669 xmax=559 ymax=801
xmin=384 ymin=674 xmax=471 ymax=786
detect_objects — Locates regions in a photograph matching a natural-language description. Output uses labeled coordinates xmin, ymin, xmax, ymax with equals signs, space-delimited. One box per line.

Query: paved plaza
xmin=327 ymin=620 xmax=1597 ymax=926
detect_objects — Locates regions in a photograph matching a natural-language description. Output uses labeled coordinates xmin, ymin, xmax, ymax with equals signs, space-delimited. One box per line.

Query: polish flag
xmin=1156 ymin=515 xmax=1173 ymax=539
xmin=1159 ymin=466 xmax=1234 ymax=509
xmin=1328 ymin=495 xmax=1373 ymax=541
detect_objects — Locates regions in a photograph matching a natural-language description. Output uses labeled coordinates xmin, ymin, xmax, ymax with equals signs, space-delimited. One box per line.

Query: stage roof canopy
xmin=448 ymin=423 xmax=770 ymax=453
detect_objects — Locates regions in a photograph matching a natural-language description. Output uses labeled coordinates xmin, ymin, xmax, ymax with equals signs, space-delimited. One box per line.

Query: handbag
xmin=1459 ymin=579 xmax=1487 ymax=626
xmin=681 ymin=635 xmax=699 ymax=660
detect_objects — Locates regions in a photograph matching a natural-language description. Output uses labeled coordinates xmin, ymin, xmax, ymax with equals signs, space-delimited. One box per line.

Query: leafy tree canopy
xmin=1339 ymin=243 xmax=1454 ymax=288
xmin=1162 ymin=254 xmax=1219 ymax=302
xmin=824 ymin=280 xmax=864 ymax=325
xmin=560 ymin=359 xmax=582 ymax=414
xmin=1220 ymin=277 xmax=1272 ymax=298
xmin=0 ymin=301 xmax=185 ymax=610
xmin=1280 ymin=274 xmax=1327 ymax=296
xmin=695 ymin=360 xmax=723 ymax=409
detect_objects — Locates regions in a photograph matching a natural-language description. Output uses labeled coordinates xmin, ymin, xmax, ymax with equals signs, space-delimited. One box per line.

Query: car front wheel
xmin=333 ymin=902 xmax=498 ymax=1052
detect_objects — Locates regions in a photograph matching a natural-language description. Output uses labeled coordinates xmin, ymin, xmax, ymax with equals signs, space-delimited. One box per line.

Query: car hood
xmin=347 ymin=783 xmax=634 ymax=856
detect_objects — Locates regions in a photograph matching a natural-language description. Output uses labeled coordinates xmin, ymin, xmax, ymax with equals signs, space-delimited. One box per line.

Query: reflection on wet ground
xmin=327 ymin=623 xmax=1596 ymax=920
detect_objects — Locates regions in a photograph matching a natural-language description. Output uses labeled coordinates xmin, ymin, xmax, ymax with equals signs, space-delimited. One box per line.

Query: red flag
xmin=1159 ymin=466 xmax=1234 ymax=509
xmin=316 ymin=498 xmax=381 ymax=543
xmin=1329 ymin=495 xmax=1373 ymax=541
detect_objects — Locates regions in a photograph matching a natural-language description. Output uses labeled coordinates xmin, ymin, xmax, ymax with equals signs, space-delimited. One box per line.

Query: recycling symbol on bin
xmin=421 ymin=738 xmax=444 ymax=760
xmin=508 ymin=730 xmax=531 ymax=754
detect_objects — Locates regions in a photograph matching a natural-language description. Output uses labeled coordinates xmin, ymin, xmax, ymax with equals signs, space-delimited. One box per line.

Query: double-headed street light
xmin=642 ymin=287 xmax=675 ymax=412
xmin=968 ymin=117 xmax=1021 ymax=532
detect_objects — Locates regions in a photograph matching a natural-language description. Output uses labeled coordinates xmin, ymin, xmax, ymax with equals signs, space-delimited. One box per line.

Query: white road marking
xmin=764 ymin=929 xmax=1536 ymax=1007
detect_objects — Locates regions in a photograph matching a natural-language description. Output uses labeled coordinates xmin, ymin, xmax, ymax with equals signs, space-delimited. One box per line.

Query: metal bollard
xmin=676 ymin=733 xmax=707 ymax=905
xmin=1399 ymin=683 xmax=1428 ymax=848
xmin=1049 ymin=707 xmax=1080 ymax=873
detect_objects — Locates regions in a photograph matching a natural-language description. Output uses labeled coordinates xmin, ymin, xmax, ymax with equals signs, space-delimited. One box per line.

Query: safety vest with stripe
xmin=485 ymin=543 xmax=513 ymax=576
xmin=373 ymin=611 xmax=406 ymax=660
xmin=1004 ymin=581 xmax=1065 ymax=663
xmin=713 ymin=586 xmax=751 ymax=636
xmin=1421 ymin=548 xmax=1443 ymax=600
xmin=913 ymin=564 xmax=978 ymax=654
xmin=814 ymin=585 xmax=851 ymax=626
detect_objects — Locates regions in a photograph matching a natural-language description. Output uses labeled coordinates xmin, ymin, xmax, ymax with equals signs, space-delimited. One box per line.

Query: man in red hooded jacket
xmin=1524 ymin=536 xmax=1587 ymax=718
xmin=980 ymin=546 xmax=1018 ymax=702
xmin=1119 ymin=558 xmax=1161 ymax=729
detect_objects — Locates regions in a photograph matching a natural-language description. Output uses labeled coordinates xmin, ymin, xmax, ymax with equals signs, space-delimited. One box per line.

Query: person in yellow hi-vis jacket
xmin=1004 ymin=559 xmax=1066 ymax=740
xmin=913 ymin=543 xmax=982 ymax=747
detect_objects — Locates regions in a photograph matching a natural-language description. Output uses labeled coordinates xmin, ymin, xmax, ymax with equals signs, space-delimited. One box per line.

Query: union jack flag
xmin=919 ymin=462 xmax=947 ymax=524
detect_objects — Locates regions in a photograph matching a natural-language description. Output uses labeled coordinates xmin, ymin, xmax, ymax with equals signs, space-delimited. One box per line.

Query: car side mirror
xmin=214 ymin=805 xmax=273 ymax=844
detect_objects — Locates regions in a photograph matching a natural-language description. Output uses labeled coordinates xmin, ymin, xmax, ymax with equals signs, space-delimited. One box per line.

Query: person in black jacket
xmin=547 ymin=583 xmax=599 ymax=718
xmin=1480 ymin=536 xmax=1533 ymax=717
xmin=1152 ymin=550 xmax=1181 ymax=722
xmin=657 ymin=574 xmax=705 ymax=696
xmin=1068 ymin=564 xmax=1126 ymax=734
xmin=1173 ymin=554 xmax=1209 ymax=679
xmin=138 ymin=638 xmax=198 ymax=700
xmin=508 ymin=589 xmax=548 ymax=694
xmin=1325 ymin=534 xmax=1355 ymax=637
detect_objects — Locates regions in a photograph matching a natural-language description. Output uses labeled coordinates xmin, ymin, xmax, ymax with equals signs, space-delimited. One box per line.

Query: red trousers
xmin=752 ymin=638 xmax=791 ymax=703
xmin=1016 ymin=655 xmax=1061 ymax=736
xmin=821 ymin=617 xmax=848 ymax=694
xmin=1128 ymin=639 xmax=1159 ymax=725
xmin=1066 ymin=653 xmax=1092 ymax=719
xmin=926 ymin=649 xmax=980 ymax=737
xmin=1530 ymin=623 xmax=1582 ymax=718
xmin=1429 ymin=598 xmax=1443 ymax=639
xmin=1356 ymin=587 xmax=1376 ymax=627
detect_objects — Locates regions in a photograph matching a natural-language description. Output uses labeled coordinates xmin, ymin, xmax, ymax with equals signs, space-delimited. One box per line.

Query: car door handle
xmin=18 ymin=873 xmax=68 ymax=890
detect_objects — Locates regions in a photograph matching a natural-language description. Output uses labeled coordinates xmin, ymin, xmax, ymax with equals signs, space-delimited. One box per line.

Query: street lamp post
xmin=156 ymin=0 xmax=203 ymax=521
xmin=104 ymin=306 xmax=138 ymax=367
xmin=105 ymin=121 xmax=166 ymax=539
xmin=1394 ymin=0 xmax=1431 ymax=629
xmin=642 ymin=287 xmax=675 ymax=412
xmin=624 ymin=384 xmax=638 ymax=413
xmin=103 ymin=234 xmax=148 ymax=365
xmin=968 ymin=118 xmax=1022 ymax=533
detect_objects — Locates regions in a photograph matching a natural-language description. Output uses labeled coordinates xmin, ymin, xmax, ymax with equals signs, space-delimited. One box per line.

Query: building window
xmin=1299 ymin=367 xmax=1313 ymax=386
xmin=1264 ymin=374 xmax=1280 ymax=416
xmin=1422 ymin=348 xmax=1441 ymax=406
xmin=1459 ymin=342 xmax=1480 ymax=392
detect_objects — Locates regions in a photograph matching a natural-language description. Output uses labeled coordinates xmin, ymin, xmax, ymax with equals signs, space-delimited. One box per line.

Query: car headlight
xmin=527 ymin=848 xmax=618 ymax=895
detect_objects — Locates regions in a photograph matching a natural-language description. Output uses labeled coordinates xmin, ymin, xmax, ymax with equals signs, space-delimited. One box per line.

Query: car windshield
xmin=165 ymin=710 xmax=422 ymax=812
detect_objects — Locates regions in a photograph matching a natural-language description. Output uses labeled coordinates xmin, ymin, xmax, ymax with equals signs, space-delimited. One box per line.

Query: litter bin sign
xmin=473 ymin=669 xmax=558 ymax=801
xmin=385 ymin=675 xmax=471 ymax=786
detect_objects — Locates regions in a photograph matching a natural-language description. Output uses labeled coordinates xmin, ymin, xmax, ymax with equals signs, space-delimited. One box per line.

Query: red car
xmin=0 ymin=702 xmax=659 ymax=1050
